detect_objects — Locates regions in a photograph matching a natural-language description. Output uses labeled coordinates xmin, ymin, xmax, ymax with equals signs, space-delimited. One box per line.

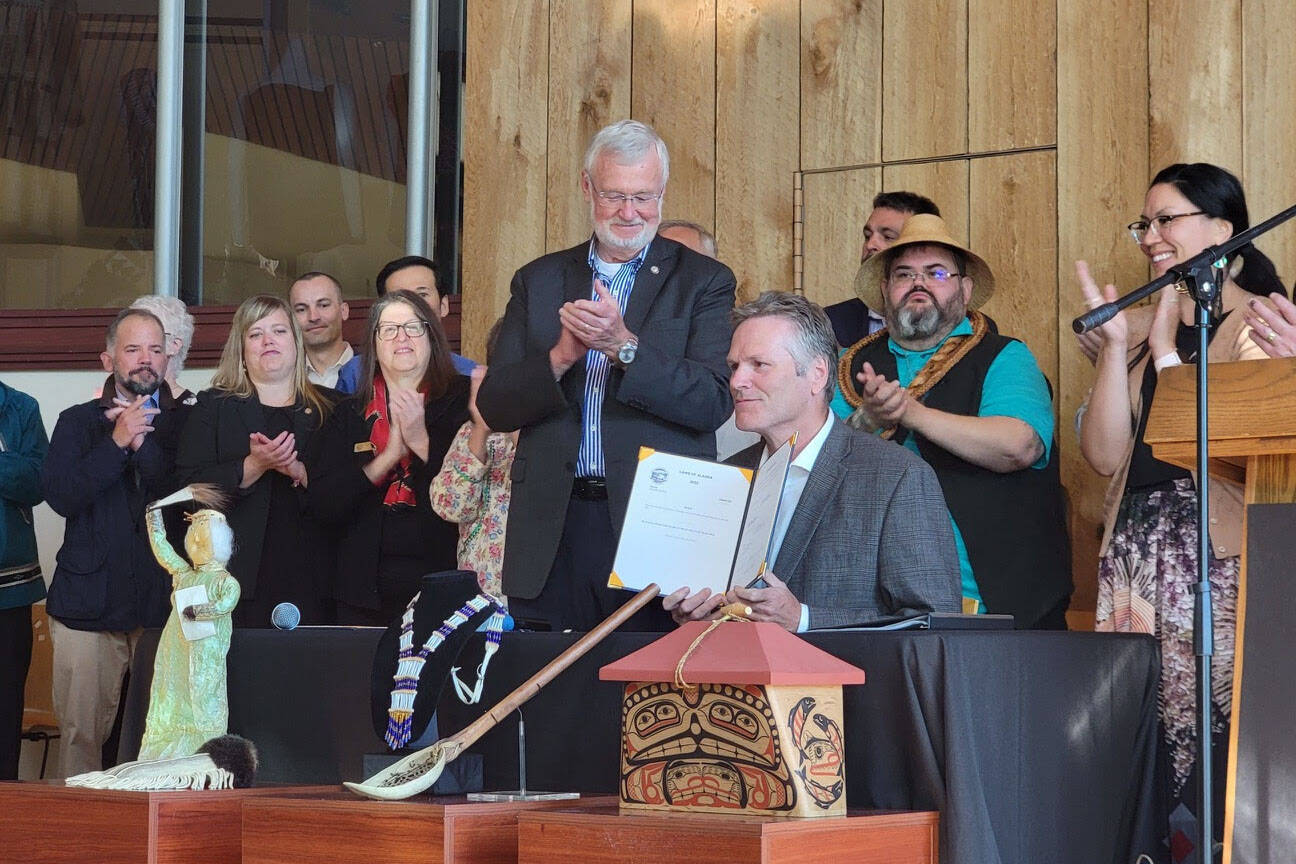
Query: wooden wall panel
xmin=460 ymin=0 xmax=550 ymax=361
xmin=967 ymin=0 xmax=1055 ymax=151
xmin=716 ymin=0 xmax=800 ymax=299
xmin=800 ymin=0 xmax=882 ymax=170
xmin=1057 ymin=0 xmax=1150 ymax=623
xmin=1148 ymin=3 xmax=1243 ymax=174
xmin=632 ymin=0 xmax=717 ymax=231
xmin=1242 ymin=0 xmax=1296 ymax=289
xmin=881 ymin=0 xmax=967 ymax=161
xmin=881 ymin=160 xmax=970 ymax=245
xmin=799 ymin=168 xmax=881 ymax=309
xmin=969 ymin=151 xmax=1058 ymax=399
xmin=544 ymin=0 xmax=633 ymax=252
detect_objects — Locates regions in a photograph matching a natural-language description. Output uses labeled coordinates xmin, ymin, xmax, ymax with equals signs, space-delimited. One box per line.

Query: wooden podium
xmin=1144 ymin=356 xmax=1296 ymax=864
xmin=0 ymin=782 xmax=329 ymax=864
xmin=515 ymin=806 xmax=938 ymax=864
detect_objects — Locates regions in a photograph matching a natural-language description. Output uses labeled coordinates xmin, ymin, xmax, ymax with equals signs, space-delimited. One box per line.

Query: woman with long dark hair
xmin=177 ymin=295 xmax=336 ymax=626
xmin=308 ymin=290 xmax=469 ymax=625
xmin=1076 ymin=162 xmax=1283 ymax=854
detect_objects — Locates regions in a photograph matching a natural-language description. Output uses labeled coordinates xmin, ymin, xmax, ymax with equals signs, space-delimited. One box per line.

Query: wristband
xmin=1153 ymin=352 xmax=1182 ymax=372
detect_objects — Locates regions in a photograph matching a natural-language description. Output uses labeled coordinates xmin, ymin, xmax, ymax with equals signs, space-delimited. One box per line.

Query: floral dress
xmin=430 ymin=422 xmax=515 ymax=601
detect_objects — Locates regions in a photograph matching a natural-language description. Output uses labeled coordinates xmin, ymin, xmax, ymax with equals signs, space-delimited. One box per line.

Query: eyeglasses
xmin=587 ymin=177 xmax=664 ymax=209
xmin=888 ymin=266 xmax=961 ymax=287
xmin=376 ymin=320 xmax=430 ymax=341
xmin=1126 ymin=211 xmax=1205 ymax=244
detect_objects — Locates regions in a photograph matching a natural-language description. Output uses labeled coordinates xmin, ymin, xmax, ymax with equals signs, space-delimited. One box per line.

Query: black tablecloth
xmin=122 ymin=628 xmax=1159 ymax=864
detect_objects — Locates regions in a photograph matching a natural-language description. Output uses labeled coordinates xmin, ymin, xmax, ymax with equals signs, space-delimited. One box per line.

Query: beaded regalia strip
xmin=385 ymin=592 xmax=505 ymax=750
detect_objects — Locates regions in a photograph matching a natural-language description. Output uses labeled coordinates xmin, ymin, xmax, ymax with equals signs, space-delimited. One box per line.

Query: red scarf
xmin=366 ymin=375 xmax=420 ymax=508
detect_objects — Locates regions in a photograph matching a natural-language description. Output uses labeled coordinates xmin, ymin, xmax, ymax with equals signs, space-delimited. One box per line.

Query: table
xmin=120 ymin=627 xmax=1160 ymax=864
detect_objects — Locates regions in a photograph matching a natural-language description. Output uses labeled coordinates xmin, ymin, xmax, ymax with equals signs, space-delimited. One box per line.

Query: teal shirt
xmin=831 ymin=319 xmax=1055 ymax=610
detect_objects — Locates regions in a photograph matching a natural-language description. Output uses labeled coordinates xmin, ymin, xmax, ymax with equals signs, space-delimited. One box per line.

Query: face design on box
xmin=788 ymin=696 xmax=845 ymax=808
xmin=621 ymin=682 xmax=796 ymax=811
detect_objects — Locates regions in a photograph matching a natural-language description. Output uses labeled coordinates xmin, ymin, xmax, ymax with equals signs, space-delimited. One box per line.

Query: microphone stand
xmin=1074 ymin=202 xmax=1296 ymax=864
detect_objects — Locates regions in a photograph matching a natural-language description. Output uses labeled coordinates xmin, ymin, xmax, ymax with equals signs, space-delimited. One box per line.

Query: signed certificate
xmin=609 ymin=440 xmax=793 ymax=596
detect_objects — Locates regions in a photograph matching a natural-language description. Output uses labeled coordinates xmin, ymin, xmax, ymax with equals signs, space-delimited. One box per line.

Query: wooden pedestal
xmin=0 ymin=781 xmax=322 ymax=864
xmin=241 ymin=792 xmax=615 ymax=864
xmin=517 ymin=806 xmax=939 ymax=864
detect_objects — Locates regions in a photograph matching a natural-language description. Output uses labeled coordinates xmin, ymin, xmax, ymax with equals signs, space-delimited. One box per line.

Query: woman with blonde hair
xmin=177 ymin=295 xmax=337 ymax=626
xmin=309 ymin=290 xmax=468 ymax=625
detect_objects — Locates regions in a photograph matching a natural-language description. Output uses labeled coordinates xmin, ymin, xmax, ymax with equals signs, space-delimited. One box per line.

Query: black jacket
xmin=307 ymin=376 xmax=470 ymax=611
xmin=42 ymin=378 xmax=191 ymax=631
xmin=176 ymin=387 xmax=335 ymax=601
xmin=476 ymin=237 xmax=736 ymax=600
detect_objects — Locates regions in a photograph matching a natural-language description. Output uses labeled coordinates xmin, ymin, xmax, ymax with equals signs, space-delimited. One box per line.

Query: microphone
xmin=270 ymin=602 xmax=301 ymax=630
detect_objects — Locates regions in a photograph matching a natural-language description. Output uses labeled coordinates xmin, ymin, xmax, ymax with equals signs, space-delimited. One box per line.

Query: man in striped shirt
xmin=477 ymin=120 xmax=736 ymax=632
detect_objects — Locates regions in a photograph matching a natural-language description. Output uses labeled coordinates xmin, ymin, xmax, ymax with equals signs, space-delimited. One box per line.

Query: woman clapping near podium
xmin=308 ymin=291 xmax=469 ymax=626
xmin=1075 ymin=162 xmax=1285 ymax=852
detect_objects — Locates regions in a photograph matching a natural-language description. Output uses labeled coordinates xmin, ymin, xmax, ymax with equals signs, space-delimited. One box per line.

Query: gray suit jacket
xmin=477 ymin=236 xmax=736 ymax=600
xmin=734 ymin=419 xmax=960 ymax=628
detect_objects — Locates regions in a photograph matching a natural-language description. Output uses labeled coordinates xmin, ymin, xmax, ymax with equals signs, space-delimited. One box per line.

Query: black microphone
xmin=270 ymin=602 xmax=301 ymax=630
xmin=1072 ymin=302 xmax=1122 ymax=334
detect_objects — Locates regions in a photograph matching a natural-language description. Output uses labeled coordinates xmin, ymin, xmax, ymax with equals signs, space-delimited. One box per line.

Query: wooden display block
xmin=517 ymin=806 xmax=939 ymax=864
xmin=241 ymin=792 xmax=616 ymax=864
xmin=0 ymin=781 xmax=325 ymax=864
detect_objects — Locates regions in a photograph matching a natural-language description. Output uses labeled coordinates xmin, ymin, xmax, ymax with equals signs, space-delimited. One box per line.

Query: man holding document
xmin=662 ymin=293 xmax=960 ymax=630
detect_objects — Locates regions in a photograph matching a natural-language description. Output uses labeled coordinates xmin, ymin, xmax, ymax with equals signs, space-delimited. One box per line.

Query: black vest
xmin=850 ymin=333 xmax=1072 ymax=627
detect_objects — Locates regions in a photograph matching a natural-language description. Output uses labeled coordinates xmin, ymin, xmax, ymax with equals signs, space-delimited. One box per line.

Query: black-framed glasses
xmin=586 ymin=177 xmax=664 ymax=209
xmin=376 ymin=320 xmax=430 ymax=341
xmin=1126 ymin=211 xmax=1205 ymax=244
xmin=888 ymin=266 xmax=961 ymax=287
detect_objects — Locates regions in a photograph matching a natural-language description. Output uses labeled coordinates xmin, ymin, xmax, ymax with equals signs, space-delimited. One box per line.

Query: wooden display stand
xmin=241 ymin=792 xmax=616 ymax=864
xmin=1144 ymin=356 xmax=1296 ymax=864
xmin=0 ymin=782 xmax=325 ymax=864
xmin=516 ymin=806 xmax=938 ymax=864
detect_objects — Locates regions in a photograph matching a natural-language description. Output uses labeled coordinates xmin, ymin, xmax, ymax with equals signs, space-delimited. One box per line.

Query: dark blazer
xmin=730 ymin=419 xmax=960 ymax=628
xmin=176 ymin=387 xmax=334 ymax=600
xmin=43 ymin=377 xmax=191 ymax=631
xmin=307 ymin=376 xmax=470 ymax=611
xmin=476 ymin=236 xmax=736 ymax=600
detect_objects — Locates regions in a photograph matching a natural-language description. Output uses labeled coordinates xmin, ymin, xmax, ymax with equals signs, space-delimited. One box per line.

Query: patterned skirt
xmin=1097 ymin=477 xmax=1237 ymax=857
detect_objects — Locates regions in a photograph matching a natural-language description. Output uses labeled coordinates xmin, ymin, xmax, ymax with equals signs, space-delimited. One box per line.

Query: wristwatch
xmin=616 ymin=337 xmax=639 ymax=367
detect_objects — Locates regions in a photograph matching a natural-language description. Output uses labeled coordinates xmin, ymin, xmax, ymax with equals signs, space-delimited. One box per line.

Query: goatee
xmin=120 ymin=368 xmax=160 ymax=397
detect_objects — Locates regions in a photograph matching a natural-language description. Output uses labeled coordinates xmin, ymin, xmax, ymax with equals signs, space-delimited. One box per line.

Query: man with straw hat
xmin=835 ymin=214 xmax=1072 ymax=629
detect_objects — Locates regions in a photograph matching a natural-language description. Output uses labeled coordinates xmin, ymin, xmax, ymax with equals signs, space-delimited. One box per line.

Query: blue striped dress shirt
xmin=576 ymin=238 xmax=651 ymax=478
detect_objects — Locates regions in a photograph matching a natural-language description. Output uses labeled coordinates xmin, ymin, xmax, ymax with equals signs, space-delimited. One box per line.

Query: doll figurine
xmin=137 ymin=485 xmax=240 ymax=761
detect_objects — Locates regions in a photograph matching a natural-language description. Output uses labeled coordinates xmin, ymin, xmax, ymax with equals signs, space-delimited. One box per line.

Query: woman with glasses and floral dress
xmin=1076 ymin=163 xmax=1285 ymax=853
xmin=308 ymin=290 xmax=469 ymax=625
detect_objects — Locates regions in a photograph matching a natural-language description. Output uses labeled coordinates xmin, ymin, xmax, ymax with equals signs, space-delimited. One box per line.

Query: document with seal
xmin=609 ymin=439 xmax=793 ymax=596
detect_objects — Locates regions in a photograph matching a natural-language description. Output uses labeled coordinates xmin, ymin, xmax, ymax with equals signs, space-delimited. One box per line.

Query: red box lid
xmin=599 ymin=621 xmax=866 ymax=685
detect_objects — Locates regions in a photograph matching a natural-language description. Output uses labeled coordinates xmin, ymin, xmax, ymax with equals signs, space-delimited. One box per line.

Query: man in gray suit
xmin=478 ymin=120 xmax=735 ymax=631
xmin=664 ymin=292 xmax=959 ymax=630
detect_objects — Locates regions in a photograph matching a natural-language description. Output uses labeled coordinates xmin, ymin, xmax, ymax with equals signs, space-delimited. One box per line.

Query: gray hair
xmin=131 ymin=295 xmax=195 ymax=375
xmin=658 ymin=219 xmax=717 ymax=258
xmin=731 ymin=292 xmax=838 ymax=404
xmin=583 ymin=120 xmax=670 ymax=186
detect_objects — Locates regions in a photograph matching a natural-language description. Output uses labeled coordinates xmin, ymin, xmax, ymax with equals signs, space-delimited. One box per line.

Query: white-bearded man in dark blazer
xmin=663 ymin=292 xmax=960 ymax=631
xmin=477 ymin=120 xmax=736 ymax=632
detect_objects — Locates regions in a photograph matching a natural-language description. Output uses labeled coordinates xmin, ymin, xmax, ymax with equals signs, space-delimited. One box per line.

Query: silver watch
xmin=616 ymin=338 xmax=639 ymax=366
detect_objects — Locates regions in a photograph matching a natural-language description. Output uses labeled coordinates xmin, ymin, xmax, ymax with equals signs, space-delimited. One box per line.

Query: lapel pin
xmin=650 ymin=265 xmax=659 ymax=274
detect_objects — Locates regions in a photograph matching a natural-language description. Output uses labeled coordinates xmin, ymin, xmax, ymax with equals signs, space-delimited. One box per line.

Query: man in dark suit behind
xmin=664 ymin=292 xmax=959 ymax=631
xmin=477 ymin=120 xmax=735 ymax=632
